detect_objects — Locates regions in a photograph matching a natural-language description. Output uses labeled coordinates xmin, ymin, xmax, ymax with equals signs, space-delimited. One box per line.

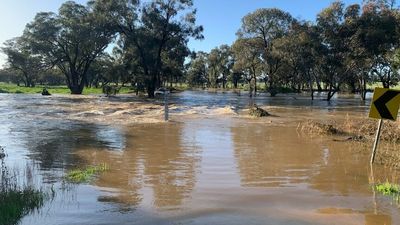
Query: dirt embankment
xmin=300 ymin=118 xmax=400 ymax=168
xmin=300 ymin=118 xmax=400 ymax=143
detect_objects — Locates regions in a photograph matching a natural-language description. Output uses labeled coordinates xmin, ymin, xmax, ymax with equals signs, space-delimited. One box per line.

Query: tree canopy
xmin=2 ymin=0 xmax=400 ymax=101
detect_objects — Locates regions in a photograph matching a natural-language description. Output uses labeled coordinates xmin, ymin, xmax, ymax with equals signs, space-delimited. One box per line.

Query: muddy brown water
xmin=0 ymin=91 xmax=399 ymax=225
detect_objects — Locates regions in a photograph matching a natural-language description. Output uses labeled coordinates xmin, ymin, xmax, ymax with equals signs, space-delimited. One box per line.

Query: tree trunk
xmin=70 ymin=85 xmax=84 ymax=94
xmin=269 ymin=80 xmax=277 ymax=97
xmin=254 ymin=76 xmax=257 ymax=95
xmin=326 ymin=85 xmax=336 ymax=101
xmin=359 ymin=78 xmax=367 ymax=101
xmin=248 ymin=78 xmax=253 ymax=98
xmin=309 ymin=80 xmax=314 ymax=101
xmin=316 ymin=80 xmax=322 ymax=92
xmin=147 ymin=75 xmax=157 ymax=98
xmin=349 ymin=81 xmax=356 ymax=94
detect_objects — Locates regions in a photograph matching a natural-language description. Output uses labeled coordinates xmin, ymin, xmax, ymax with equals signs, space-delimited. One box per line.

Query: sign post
xmin=370 ymin=119 xmax=383 ymax=164
xmin=368 ymin=88 xmax=400 ymax=164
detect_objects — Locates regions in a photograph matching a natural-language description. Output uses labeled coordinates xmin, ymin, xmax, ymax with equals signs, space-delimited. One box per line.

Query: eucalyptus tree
xmin=316 ymin=1 xmax=349 ymax=101
xmin=342 ymin=3 xmax=372 ymax=100
xmin=207 ymin=45 xmax=233 ymax=88
xmin=93 ymin=0 xmax=203 ymax=97
xmin=273 ymin=21 xmax=318 ymax=99
xmin=186 ymin=51 xmax=208 ymax=88
xmin=1 ymin=37 xmax=48 ymax=87
xmin=237 ymin=8 xmax=293 ymax=95
xmin=0 ymin=68 xmax=24 ymax=85
xmin=232 ymin=38 xmax=264 ymax=97
xmin=218 ymin=45 xmax=234 ymax=89
xmin=22 ymin=1 xmax=115 ymax=94
xmin=358 ymin=0 xmax=400 ymax=88
xmin=207 ymin=48 xmax=222 ymax=88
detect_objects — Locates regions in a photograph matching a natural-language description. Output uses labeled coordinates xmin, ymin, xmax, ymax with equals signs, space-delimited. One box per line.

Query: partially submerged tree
xmin=273 ymin=21 xmax=317 ymax=99
xmin=232 ymin=38 xmax=264 ymax=97
xmin=237 ymin=8 xmax=293 ymax=96
xmin=93 ymin=0 xmax=203 ymax=97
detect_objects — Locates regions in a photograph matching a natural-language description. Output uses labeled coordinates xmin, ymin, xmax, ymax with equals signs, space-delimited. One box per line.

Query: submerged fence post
xmin=370 ymin=119 xmax=383 ymax=164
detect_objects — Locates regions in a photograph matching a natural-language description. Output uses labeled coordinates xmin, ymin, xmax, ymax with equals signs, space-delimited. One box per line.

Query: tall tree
xmin=273 ymin=21 xmax=317 ymax=99
xmin=186 ymin=51 xmax=208 ymax=88
xmin=93 ymin=0 xmax=203 ymax=97
xmin=316 ymin=1 xmax=349 ymax=101
xmin=342 ymin=3 xmax=372 ymax=100
xmin=217 ymin=45 xmax=233 ymax=89
xmin=232 ymin=38 xmax=263 ymax=97
xmin=1 ymin=37 xmax=48 ymax=87
xmin=23 ymin=1 xmax=115 ymax=94
xmin=359 ymin=0 xmax=400 ymax=88
xmin=207 ymin=48 xmax=222 ymax=88
xmin=237 ymin=8 xmax=293 ymax=96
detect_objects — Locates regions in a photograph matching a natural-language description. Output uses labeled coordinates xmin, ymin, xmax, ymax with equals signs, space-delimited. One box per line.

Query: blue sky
xmin=0 ymin=0 xmax=362 ymax=68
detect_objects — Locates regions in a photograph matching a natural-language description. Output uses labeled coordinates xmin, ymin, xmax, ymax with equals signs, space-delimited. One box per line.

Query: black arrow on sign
xmin=374 ymin=90 xmax=400 ymax=120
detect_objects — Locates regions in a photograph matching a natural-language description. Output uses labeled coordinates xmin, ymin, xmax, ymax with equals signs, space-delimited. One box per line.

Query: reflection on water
xmin=233 ymin=125 xmax=322 ymax=187
xmin=79 ymin=123 xmax=200 ymax=210
xmin=0 ymin=91 xmax=399 ymax=225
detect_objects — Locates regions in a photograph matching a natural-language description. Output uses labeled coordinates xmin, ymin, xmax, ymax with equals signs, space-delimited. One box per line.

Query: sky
xmin=0 ymin=0 xmax=362 ymax=68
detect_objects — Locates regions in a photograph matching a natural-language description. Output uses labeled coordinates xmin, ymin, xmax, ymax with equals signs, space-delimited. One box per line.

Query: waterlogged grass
xmin=0 ymin=83 xmax=134 ymax=95
xmin=1 ymin=147 xmax=54 ymax=225
xmin=65 ymin=164 xmax=109 ymax=183
xmin=375 ymin=182 xmax=400 ymax=196
xmin=374 ymin=182 xmax=400 ymax=204
xmin=0 ymin=188 xmax=51 ymax=225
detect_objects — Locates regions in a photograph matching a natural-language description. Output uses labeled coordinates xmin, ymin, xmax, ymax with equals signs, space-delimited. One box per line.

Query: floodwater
xmin=0 ymin=91 xmax=399 ymax=225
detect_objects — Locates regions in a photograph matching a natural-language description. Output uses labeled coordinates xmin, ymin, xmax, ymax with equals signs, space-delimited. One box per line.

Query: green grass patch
xmin=0 ymin=83 xmax=135 ymax=95
xmin=374 ymin=181 xmax=400 ymax=204
xmin=375 ymin=182 xmax=400 ymax=196
xmin=65 ymin=164 xmax=109 ymax=183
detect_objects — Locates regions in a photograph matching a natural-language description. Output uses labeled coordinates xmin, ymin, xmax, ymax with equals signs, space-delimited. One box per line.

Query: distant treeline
xmin=1 ymin=0 xmax=400 ymax=100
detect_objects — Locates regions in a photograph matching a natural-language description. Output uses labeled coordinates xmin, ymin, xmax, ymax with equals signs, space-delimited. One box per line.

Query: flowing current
xmin=0 ymin=91 xmax=399 ymax=225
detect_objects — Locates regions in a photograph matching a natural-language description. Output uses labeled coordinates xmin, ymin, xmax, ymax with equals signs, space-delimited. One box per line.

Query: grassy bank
xmin=1 ymin=146 xmax=53 ymax=225
xmin=0 ymin=83 xmax=135 ymax=95
xmin=300 ymin=118 xmax=400 ymax=168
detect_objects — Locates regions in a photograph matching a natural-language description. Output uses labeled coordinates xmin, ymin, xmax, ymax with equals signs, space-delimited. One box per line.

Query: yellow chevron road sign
xmin=369 ymin=88 xmax=400 ymax=121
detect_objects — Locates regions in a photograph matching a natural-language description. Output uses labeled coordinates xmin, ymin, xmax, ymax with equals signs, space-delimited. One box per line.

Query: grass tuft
xmin=376 ymin=182 xmax=400 ymax=195
xmin=1 ymin=146 xmax=53 ymax=225
xmin=300 ymin=120 xmax=344 ymax=135
xmin=65 ymin=164 xmax=109 ymax=183
xmin=0 ymin=188 xmax=49 ymax=225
